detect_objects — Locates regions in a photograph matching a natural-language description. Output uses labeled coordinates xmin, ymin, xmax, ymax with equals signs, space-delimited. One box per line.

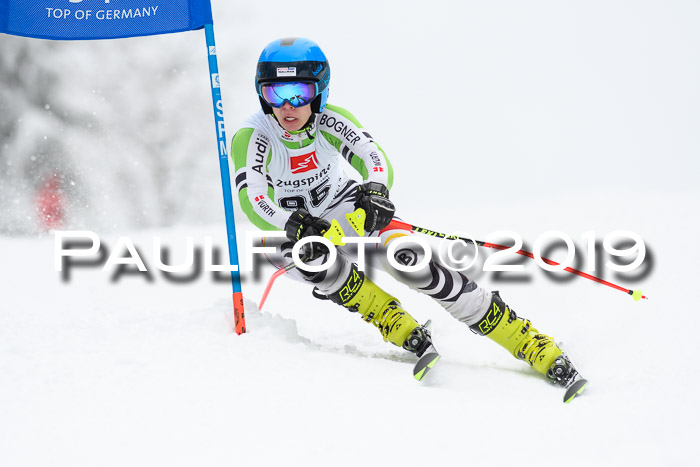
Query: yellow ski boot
xmin=470 ymin=291 xmax=579 ymax=385
xmin=327 ymin=265 xmax=432 ymax=354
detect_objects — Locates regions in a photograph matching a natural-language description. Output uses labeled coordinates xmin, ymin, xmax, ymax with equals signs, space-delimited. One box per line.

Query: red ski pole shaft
xmin=387 ymin=220 xmax=647 ymax=301
xmin=258 ymin=262 xmax=297 ymax=311
xmin=257 ymin=218 xmax=347 ymax=312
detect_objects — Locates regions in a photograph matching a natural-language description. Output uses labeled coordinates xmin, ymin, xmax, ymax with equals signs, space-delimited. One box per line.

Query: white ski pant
xmin=264 ymin=181 xmax=492 ymax=327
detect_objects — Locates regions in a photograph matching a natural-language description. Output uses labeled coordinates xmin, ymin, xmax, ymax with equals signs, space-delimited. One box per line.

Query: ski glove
xmin=284 ymin=209 xmax=332 ymax=260
xmin=355 ymin=182 xmax=395 ymax=232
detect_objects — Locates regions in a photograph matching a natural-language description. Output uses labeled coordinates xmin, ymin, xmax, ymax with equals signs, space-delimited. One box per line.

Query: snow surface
xmin=2 ymin=1 xmax=700 ymax=466
xmin=2 ymin=194 xmax=697 ymax=466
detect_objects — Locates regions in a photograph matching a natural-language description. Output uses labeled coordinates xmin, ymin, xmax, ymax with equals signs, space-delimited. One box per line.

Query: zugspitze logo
xmin=290 ymin=152 xmax=319 ymax=174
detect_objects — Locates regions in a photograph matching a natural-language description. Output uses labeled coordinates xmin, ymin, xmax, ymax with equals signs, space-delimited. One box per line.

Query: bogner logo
xmin=395 ymin=249 xmax=418 ymax=266
xmin=290 ymin=152 xmax=319 ymax=174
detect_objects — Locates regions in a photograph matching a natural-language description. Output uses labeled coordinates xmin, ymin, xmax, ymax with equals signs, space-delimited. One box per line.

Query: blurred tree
xmin=0 ymin=33 xmax=217 ymax=235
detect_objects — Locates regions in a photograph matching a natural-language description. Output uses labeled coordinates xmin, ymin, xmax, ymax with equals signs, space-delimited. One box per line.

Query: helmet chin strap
xmin=303 ymin=116 xmax=316 ymax=140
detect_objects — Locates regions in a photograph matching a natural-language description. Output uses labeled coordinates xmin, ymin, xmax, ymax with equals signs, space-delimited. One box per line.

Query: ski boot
xmin=326 ymin=265 xmax=440 ymax=379
xmin=470 ymin=291 xmax=587 ymax=400
xmin=327 ymin=264 xmax=424 ymax=348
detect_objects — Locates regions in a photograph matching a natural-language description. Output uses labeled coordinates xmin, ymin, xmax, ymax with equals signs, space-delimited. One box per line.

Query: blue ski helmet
xmin=255 ymin=37 xmax=331 ymax=114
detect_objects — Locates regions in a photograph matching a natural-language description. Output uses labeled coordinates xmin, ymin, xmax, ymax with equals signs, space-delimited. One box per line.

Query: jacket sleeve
xmin=231 ymin=128 xmax=291 ymax=230
xmin=317 ymin=104 xmax=394 ymax=189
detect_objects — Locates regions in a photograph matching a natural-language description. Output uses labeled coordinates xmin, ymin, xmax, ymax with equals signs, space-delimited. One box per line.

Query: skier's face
xmin=272 ymin=102 xmax=312 ymax=132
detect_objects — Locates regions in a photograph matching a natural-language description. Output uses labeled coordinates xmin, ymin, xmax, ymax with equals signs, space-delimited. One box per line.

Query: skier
xmin=231 ymin=37 xmax=587 ymax=400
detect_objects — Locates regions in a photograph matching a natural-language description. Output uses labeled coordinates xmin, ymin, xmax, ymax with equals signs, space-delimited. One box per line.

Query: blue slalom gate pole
xmin=204 ymin=23 xmax=246 ymax=334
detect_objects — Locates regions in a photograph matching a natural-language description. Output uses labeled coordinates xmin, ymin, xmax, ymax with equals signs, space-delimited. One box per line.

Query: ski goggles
xmin=260 ymin=81 xmax=317 ymax=108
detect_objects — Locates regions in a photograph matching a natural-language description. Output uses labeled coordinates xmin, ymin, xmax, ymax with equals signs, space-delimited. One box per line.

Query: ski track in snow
xmin=241 ymin=300 xmax=416 ymax=363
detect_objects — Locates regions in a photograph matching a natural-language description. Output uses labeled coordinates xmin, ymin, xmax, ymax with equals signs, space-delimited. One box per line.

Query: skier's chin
xmin=272 ymin=104 xmax=312 ymax=133
xmin=280 ymin=117 xmax=303 ymax=132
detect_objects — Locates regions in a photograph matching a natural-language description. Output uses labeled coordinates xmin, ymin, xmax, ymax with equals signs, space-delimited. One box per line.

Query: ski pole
xmin=260 ymin=209 xmax=648 ymax=308
xmin=384 ymin=219 xmax=648 ymax=301
xmin=259 ymin=261 xmax=297 ymax=311
xmin=258 ymin=218 xmax=347 ymax=311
